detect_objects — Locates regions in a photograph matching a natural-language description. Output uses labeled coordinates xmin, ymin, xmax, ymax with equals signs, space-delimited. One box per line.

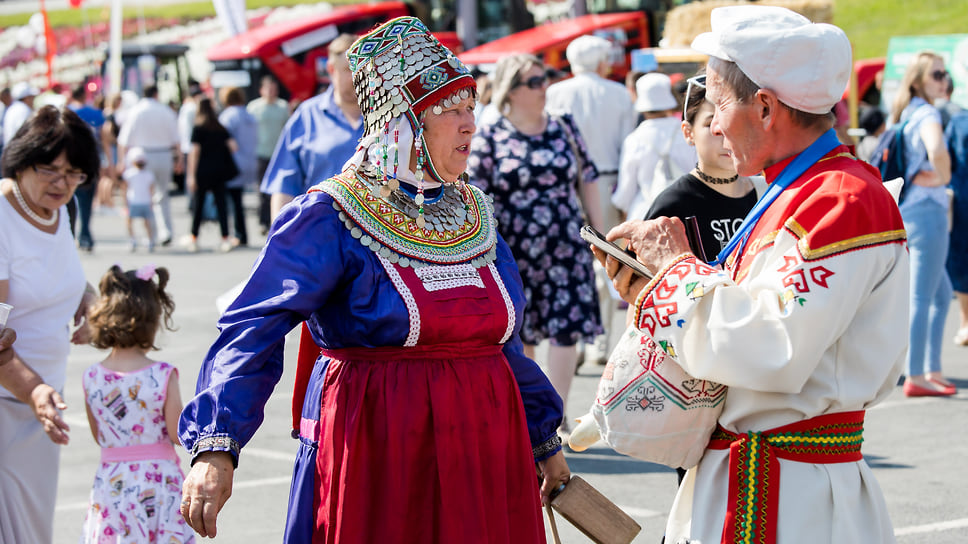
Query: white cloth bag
xmin=590 ymin=324 xmax=726 ymax=469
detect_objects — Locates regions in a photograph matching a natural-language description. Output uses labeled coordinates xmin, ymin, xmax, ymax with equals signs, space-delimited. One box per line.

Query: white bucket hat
xmin=634 ymin=72 xmax=678 ymax=113
xmin=691 ymin=5 xmax=851 ymax=115
xmin=127 ymin=147 xmax=147 ymax=166
xmin=12 ymin=81 xmax=39 ymax=100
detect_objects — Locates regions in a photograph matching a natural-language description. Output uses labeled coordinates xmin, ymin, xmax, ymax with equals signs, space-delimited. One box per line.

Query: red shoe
xmin=927 ymin=378 xmax=957 ymax=395
xmin=903 ymin=380 xmax=955 ymax=397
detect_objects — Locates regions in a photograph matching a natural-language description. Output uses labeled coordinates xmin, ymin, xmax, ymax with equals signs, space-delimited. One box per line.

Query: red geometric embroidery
xmin=778 ymin=255 xmax=799 ymax=273
xmin=782 ymin=265 xmax=835 ymax=294
xmin=654 ymin=278 xmax=678 ymax=300
xmin=782 ymin=270 xmax=809 ymax=293
xmin=810 ymin=266 xmax=834 ymax=288
xmin=637 ymin=302 xmax=678 ymax=335
xmin=693 ymin=260 xmax=718 ymax=276
xmin=638 ymin=345 xmax=664 ymax=372
xmin=667 ymin=261 xmax=693 ymax=281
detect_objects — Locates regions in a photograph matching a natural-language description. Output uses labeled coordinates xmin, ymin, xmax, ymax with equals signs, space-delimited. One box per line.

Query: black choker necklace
xmin=695 ymin=166 xmax=738 ymax=185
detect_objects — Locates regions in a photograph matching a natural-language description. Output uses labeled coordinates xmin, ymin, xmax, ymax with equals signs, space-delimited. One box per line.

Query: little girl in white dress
xmin=80 ymin=264 xmax=193 ymax=543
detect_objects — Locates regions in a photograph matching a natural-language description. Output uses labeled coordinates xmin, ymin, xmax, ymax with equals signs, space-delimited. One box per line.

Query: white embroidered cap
xmin=691 ymin=5 xmax=851 ymax=115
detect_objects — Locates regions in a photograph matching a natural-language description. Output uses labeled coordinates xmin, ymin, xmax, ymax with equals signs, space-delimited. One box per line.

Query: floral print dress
xmin=81 ymin=361 xmax=193 ymax=543
xmin=468 ymin=113 xmax=603 ymax=346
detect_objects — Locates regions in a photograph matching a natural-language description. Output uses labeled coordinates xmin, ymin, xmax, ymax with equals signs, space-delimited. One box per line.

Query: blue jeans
xmin=901 ymin=197 xmax=952 ymax=376
xmin=74 ymin=184 xmax=95 ymax=250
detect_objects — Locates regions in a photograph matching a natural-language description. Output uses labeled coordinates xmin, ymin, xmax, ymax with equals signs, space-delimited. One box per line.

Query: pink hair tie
xmin=135 ymin=264 xmax=156 ymax=281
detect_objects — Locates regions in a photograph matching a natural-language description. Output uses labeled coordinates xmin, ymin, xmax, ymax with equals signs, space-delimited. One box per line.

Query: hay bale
xmin=663 ymin=0 xmax=833 ymax=47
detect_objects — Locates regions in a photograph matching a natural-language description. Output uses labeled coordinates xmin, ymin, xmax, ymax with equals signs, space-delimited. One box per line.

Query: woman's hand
xmin=71 ymin=322 xmax=91 ymax=345
xmin=0 ymin=328 xmax=16 ymax=367
xmin=186 ymin=176 xmax=197 ymax=194
xmin=70 ymin=286 xmax=96 ymax=345
xmin=537 ymin=450 xmax=570 ymax=506
xmin=182 ymin=451 xmax=235 ymax=538
xmin=30 ymin=383 xmax=70 ymax=445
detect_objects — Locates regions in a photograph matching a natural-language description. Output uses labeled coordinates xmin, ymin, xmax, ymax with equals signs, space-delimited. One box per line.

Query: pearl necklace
xmin=10 ymin=180 xmax=58 ymax=227
xmin=695 ymin=166 xmax=739 ymax=185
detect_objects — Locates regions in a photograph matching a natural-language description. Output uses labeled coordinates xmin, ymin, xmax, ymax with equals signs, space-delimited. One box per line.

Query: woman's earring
xmin=415 ymin=130 xmax=426 ymax=229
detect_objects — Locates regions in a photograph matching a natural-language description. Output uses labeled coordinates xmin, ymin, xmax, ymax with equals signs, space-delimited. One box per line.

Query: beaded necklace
xmin=11 ymin=180 xmax=57 ymax=226
xmin=694 ymin=166 xmax=739 ymax=185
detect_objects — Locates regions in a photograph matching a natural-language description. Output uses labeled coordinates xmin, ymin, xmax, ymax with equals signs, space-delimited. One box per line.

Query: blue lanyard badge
xmin=708 ymin=129 xmax=841 ymax=267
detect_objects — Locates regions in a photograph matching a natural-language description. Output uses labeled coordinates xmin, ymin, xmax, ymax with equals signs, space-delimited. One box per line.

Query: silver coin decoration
xmin=340 ymin=19 xmax=495 ymax=269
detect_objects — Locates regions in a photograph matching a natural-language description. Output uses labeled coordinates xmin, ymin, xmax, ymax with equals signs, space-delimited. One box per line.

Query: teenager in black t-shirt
xmin=644 ymin=73 xmax=762 ymax=263
xmin=644 ymin=73 xmax=762 ymax=493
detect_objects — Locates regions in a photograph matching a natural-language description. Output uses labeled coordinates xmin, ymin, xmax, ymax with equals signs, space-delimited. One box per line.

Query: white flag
xmin=213 ymin=0 xmax=247 ymax=37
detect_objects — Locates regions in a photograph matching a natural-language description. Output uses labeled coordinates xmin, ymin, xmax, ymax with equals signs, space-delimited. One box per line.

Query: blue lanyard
xmin=708 ymin=129 xmax=841 ymax=267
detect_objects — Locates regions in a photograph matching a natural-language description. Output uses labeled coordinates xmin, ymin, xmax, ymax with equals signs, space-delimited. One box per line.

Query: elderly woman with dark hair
xmin=0 ymin=105 xmax=100 ymax=544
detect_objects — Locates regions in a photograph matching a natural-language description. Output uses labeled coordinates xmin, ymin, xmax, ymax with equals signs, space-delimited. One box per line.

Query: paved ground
xmin=51 ymin=192 xmax=968 ymax=543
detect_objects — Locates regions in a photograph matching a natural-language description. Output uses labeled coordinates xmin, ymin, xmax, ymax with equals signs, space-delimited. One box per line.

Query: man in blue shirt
xmin=261 ymin=33 xmax=363 ymax=221
xmin=68 ymin=84 xmax=106 ymax=252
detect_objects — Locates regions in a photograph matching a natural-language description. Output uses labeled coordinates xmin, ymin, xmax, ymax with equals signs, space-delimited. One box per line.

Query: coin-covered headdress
xmin=348 ymin=16 xmax=475 ymax=136
xmin=345 ymin=16 xmax=476 ymax=204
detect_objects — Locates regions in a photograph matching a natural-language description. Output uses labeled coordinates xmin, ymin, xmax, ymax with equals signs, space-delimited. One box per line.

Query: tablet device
xmin=580 ymin=226 xmax=654 ymax=279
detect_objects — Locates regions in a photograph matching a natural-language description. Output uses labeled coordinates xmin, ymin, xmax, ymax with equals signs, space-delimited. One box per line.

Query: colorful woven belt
xmin=706 ymin=410 xmax=865 ymax=544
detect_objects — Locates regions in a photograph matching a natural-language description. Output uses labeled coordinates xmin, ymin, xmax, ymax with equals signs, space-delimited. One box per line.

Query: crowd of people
xmin=0 ymin=74 xmax=298 ymax=255
xmin=0 ymin=4 xmax=966 ymax=543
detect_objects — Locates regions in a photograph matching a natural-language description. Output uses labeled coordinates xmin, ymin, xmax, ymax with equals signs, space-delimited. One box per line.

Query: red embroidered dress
xmin=180 ymin=172 xmax=563 ymax=543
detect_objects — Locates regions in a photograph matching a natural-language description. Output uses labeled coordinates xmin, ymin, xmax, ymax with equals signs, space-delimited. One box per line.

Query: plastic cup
xmin=0 ymin=303 xmax=12 ymax=330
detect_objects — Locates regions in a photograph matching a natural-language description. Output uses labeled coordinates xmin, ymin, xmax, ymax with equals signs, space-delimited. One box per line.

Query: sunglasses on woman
xmin=682 ymin=74 xmax=706 ymax=118
xmin=930 ymin=69 xmax=949 ymax=82
xmin=515 ymin=74 xmax=548 ymax=90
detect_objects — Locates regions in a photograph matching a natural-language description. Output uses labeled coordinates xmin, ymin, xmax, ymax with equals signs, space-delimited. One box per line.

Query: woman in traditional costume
xmin=178 ymin=17 xmax=569 ymax=543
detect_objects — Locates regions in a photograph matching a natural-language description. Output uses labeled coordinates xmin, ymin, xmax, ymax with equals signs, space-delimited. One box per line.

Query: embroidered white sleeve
xmin=488 ymin=263 xmax=515 ymax=344
xmin=378 ymin=255 xmax=421 ymax=347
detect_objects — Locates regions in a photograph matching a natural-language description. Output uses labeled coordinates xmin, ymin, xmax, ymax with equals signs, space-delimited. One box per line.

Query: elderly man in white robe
xmin=595 ymin=6 xmax=907 ymax=543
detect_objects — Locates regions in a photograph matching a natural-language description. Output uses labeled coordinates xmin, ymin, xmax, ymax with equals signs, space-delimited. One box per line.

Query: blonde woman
xmin=468 ymin=53 xmax=604 ymax=436
xmin=891 ymin=51 xmax=955 ymax=396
